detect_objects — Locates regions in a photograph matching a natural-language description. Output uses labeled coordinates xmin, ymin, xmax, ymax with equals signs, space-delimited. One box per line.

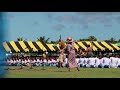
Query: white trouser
xmin=110 ymin=64 xmax=117 ymax=68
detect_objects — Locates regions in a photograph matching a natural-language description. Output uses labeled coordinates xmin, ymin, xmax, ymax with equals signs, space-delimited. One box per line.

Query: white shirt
xmin=84 ymin=58 xmax=89 ymax=64
xmin=102 ymin=57 xmax=111 ymax=65
xmin=52 ymin=59 xmax=56 ymax=63
xmin=79 ymin=58 xmax=85 ymax=64
xmin=13 ymin=60 xmax=16 ymax=64
xmin=110 ymin=57 xmax=114 ymax=61
xmin=99 ymin=58 xmax=103 ymax=65
xmin=88 ymin=58 xmax=96 ymax=65
xmin=43 ymin=59 xmax=47 ymax=63
xmin=31 ymin=60 xmax=35 ymax=64
xmin=18 ymin=59 xmax=21 ymax=63
xmin=34 ymin=60 xmax=36 ymax=63
xmin=95 ymin=58 xmax=100 ymax=65
xmin=76 ymin=58 xmax=80 ymax=63
xmin=10 ymin=60 xmax=13 ymax=64
xmin=27 ymin=59 xmax=30 ymax=63
xmin=117 ymin=58 xmax=120 ymax=65
xmin=15 ymin=60 xmax=18 ymax=63
xmin=22 ymin=60 xmax=25 ymax=64
xmin=40 ymin=60 xmax=43 ymax=64
xmin=110 ymin=57 xmax=118 ymax=65
xmin=25 ymin=60 xmax=28 ymax=64
xmin=37 ymin=59 xmax=40 ymax=63
xmin=48 ymin=60 xmax=52 ymax=64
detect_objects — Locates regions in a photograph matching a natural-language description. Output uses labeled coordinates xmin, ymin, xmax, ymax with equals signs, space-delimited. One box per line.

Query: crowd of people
xmin=77 ymin=54 xmax=120 ymax=68
xmin=5 ymin=37 xmax=120 ymax=72
xmin=5 ymin=57 xmax=58 ymax=67
xmin=5 ymin=54 xmax=120 ymax=68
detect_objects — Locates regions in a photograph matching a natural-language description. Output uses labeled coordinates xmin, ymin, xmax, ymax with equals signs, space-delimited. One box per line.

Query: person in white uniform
xmin=86 ymin=56 xmax=96 ymax=68
xmin=98 ymin=56 xmax=103 ymax=68
xmin=64 ymin=58 xmax=68 ymax=67
xmin=83 ymin=56 xmax=89 ymax=67
xmin=110 ymin=55 xmax=118 ymax=68
xmin=117 ymin=55 xmax=120 ymax=68
xmin=102 ymin=55 xmax=111 ymax=68
xmin=94 ymin=56 xmax=100 ymax=68
xmin=36 ymin=58 xmax=40 ymax=66
xmin=78 ymin=56 xmax=85 ymax=67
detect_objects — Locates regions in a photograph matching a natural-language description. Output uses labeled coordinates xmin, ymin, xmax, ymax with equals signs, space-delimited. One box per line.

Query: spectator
xmin=86 ymin=56 xmax=96 ymax=68
xmin=78 ymin=56 xmax=85 ymax=67
xmin=110 ymin=55 xmax=118 ymax=68
xmin=102 ymin=55 xmax=111 ymax=68
xmin=117 ymin=55 xmax=120 ymax=68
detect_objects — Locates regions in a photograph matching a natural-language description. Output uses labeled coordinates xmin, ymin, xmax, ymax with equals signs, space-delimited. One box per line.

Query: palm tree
xmin=88 ymin=36 xmax=97 ymax=41
xmin=46 ymin=38 xmax=50 ymax=43
xmin=37 ymin=36 xmax=44 ymax=41
xmin=59 ymin=34 xmax=61 ymax=42
xmin=37 ymin=36 xmax=50 ymax=43
xmin=110 ymin=37 xmax=115 ymax=43
xmin=118 ymin=39 xmax=120 ymax=43
xmin=17 ymin=37 xmax=23 ymax=41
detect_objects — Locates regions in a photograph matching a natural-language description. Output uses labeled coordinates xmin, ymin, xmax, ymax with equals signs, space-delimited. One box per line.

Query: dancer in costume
xmin=66 ymin=37 xmax=80 ymax=72
xmin=58 ymin=40 xmax=66 ymax=68
xmin=58 ymin=49 xmax=66 ymax=68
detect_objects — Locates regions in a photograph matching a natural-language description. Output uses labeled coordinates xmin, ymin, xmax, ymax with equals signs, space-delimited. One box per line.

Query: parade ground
xmin=5 ymin=66 xmax=120 ymax=78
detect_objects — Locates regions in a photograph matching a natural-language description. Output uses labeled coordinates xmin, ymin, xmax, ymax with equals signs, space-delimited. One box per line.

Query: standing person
xmin=66 ymin=37 xmax=80 ymax=72
xmin=78 ymin=47 xmax=87 ymax=57
xmin=58 ymin=49 xmax=66 ymax=68
xmin=86 ymin=42 xmax=93 ymax=57
xmin=78 ymin=47 xmax=82 ymax=56
xmin=58 ymin=40 xmax=66 ymax=68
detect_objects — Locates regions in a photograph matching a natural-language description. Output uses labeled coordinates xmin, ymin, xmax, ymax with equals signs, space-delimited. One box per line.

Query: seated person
xmin=83 ymin=56 xmax=89 ymax=68
xmin=86 ymin=56 xmax=96 ymax=68
xmin=102 ymin=55 xmax=111 ymax=68
xmin=78 ymin=56 xmax=85 ymax=67
xmin=117 ymin=55 xmax=120 ymax=68
xmin=110 ymin=55 xmax=118 ymax=68
xmin=98 ymin=56 xmax=103 ymax=68
xmin=94 ymin=56 xmax=100 ymax=68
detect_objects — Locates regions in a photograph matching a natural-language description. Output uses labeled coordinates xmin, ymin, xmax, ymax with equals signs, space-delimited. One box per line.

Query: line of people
xmin=6 ymin=57 xmax=58 ymax=67
xmin=5 ymin=54 xmax=120 ymax=68
xmin=76 ymin=54 xmax=120 ymax=68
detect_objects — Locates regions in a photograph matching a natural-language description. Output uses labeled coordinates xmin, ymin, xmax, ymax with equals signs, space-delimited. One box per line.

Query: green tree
xmin=88 ymin=36 xmax=97 ymax=41
xmin=37 ymin=36 xmax=50 ymax=43
xmin=17 ymin=37 xmax=23 ymax=41
xmin=118 ymin=39 xmax=120 ymax=43
xmin=59 ymin=34 xmax=61 ymax=42
xmin=110 ymin=37 xmax=115 ymax=43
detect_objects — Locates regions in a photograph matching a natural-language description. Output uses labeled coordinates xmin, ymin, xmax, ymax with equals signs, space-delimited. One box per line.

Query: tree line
xmin=17 ymin=35 xmax=120 ymax=44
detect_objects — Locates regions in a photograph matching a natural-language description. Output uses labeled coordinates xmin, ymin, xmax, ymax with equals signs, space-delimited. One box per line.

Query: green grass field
xmin=5 ymin=66 xmax=120 ymax=78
